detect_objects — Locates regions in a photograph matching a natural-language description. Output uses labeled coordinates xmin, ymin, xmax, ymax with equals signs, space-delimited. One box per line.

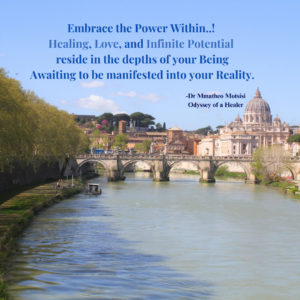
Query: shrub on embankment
xmin=0 ymin=186 xmax=81 ymax=299
xmin=261 ymin=180 xmax=300 ymax=199
xmin=215 ymin=165 xmax=247 ymax=178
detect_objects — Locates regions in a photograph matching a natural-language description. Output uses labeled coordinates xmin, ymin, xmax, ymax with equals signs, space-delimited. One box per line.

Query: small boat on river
xmin=85 ymin=183 xmax=102 ymax=195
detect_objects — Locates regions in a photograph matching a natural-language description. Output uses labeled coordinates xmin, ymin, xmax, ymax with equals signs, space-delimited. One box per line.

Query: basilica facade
xmin=198 ymin=88 xmax=292 ymax=156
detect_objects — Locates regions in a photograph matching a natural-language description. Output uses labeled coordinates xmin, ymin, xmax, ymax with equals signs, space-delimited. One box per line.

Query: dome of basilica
xmin=245 ymin=87 xmax=271 ymax=113
xmin=273 ymin=114 xmax=281 ymax=123
xmin=235 ymin=114 xmax=242 ymax=122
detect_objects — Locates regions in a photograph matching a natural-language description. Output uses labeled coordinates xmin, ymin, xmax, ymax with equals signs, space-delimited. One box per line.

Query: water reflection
xmin=9 ymin=191 xmax=213 ymax=299
xmin=8 ymin=172 xmax=300 ymax=300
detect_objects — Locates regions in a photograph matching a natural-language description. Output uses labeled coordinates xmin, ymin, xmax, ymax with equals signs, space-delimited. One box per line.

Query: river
xmin=7 ymin=172 xmax=300 ymax=299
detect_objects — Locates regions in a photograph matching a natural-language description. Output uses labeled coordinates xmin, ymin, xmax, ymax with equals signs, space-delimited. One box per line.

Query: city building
xmin=198 ymin=88 xmax=292 ymax=156
xmin=167 ymin=126 xmax=189 ymax=154
xmin=118 ymin=120 xmax=127 ymax=134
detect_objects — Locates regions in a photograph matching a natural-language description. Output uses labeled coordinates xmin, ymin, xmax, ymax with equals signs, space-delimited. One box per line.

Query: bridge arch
xmin=284 ymin=165 xmax=295 ymax=180
xmin=212 ymin=160 xmax=251 ymax=180
xmin=168 ymin=160 xmax=201 ymax=171
xmin=264 ymin=162 xmax=295 ymax=180
xmin=120 ymin=159 xmax=154 ymax=176
xmin=75 ymin=158 xmax=109 ymax=176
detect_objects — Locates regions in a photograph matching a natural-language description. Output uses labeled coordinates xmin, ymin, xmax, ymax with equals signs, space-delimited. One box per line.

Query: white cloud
xmin=60 ymin=100 xmax=68 ymax=105
xmin=139 ymin=93 xmax=162 ymax=103
xmin=110 ymin=91 xmax=137 ymax=97
xmin=74 ymin=95 xmax=121 ymax=113
xmin=117 ymin=91 xmax=137 ymax=97
xmin=80 ymin=81 xmax=105 ymax=88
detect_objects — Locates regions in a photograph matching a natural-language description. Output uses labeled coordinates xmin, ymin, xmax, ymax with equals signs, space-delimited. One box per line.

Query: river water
xmin=8 ymin=172 xmax=300 ymax=299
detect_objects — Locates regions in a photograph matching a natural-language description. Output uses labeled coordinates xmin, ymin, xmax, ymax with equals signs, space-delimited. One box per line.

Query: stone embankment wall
xmin=0 ymin=160 xmax=63 ymax=192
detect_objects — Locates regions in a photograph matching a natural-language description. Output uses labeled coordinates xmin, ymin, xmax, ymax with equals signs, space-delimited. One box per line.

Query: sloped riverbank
xmin=0 ymin=180 xmax=82 ymax=299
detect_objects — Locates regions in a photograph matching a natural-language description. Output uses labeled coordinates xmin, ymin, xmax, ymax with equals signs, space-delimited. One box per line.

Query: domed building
xmin=243 ymin=88 xmax=272 ymax=124
xmin=198 ymin=88 xmax=292 ymax=156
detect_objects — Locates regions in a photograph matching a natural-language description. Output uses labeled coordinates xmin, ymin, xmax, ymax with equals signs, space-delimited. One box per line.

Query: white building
xmin=198 ymin=88 xmax=292 ymax=156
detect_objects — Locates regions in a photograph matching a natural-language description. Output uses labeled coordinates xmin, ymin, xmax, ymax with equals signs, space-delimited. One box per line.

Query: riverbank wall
xmin=0 ymin=181 xmax=83 ymax=299
xmin=0 ymin=160 xmax=63 ymax=192
xmin=0 ymin=157 xmax=99 ymax=192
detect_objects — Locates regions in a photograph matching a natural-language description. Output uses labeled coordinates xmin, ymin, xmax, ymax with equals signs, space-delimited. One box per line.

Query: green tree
xmin=130 ymin=112 xmax=144 ymax=129
xmin=142 ymin=114 xmax=155 ymax=121
xmin=194 ymin=126 xmax=213 ymax=135
xmin=134 ymin=143 xmax=143 ymax=153
xmin=215 ymin=165 xmax=229 ymax=176
xmin=156 ymin=123 xmax=162 ymax=132
xmin=142 ymin=139 xmax=152 ymax=153
xmin=97 ymin=113 xmax=114 ymax=125
xmin=250 ymin=146 xmax=291 ymax=182
xmin=216 ymin=125 xmax=225 ymax=129
xmin=142 ymin=118 xmax=155 ymax=128
xmin=85 ymin=122 xmax=94 ymax=129
xmin=78 ymin=133 xmax=91 ymax=153
xmin=113 ymin=113 xmax=130 ymax=126
xmin=287 ymin=134 xmax=300 ymax=143
xmin=113 ymin=133 xmax=129 ymax=151
xmin=0 ymin=69 xmax=38 ymax=170
xmin=79 ymin=118 xmax=86 ymax=125
xmin=108 ymin=120 xmax=114 ymax=133
xmin=163 ymin=122 xmax=166 ymax=132
xmin=73 ymin=115 xmax=80 ymax=123
xmin=0 ymin=68 xmax=90 ymax=171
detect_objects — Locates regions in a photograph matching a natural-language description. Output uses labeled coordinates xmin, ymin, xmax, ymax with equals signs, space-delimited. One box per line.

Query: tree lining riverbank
xmin=0 ymin=179 xmax=83 ymax=299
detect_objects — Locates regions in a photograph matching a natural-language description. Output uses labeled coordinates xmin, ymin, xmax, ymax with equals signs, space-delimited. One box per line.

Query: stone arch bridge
xmin=74 ymin=154 xmax=300 ymax=183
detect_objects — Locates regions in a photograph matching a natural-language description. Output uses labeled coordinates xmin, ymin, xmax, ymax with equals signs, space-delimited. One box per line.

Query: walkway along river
xmin=7 ymin=172 xmax=300 ymax=299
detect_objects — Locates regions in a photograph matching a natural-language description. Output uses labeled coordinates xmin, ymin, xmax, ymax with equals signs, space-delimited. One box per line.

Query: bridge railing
xmin=76 ymin=153 xmax=300 ymax=162
xmin=76 ymin=153 xmax=257 ymax=161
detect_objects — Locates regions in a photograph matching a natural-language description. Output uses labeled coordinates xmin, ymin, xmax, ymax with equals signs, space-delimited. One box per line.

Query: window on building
xmin=181 ymin=146 xmax=184 ymax=150
xmin=233 ymin=136 xmax=236 ymax=138
xmin=268 ymin=137 xmax=272 ymax=140
xmin=233 ymin=146 xmax=236 ymax=150
xmin=175 ymin=140 xmax=178 ymax=143
xmin=243 ymin=144 xmax=246 ymax=151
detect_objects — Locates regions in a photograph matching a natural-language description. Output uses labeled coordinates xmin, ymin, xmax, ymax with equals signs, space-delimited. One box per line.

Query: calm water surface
xmin=8 ymin=172 xmax=300 ymax=299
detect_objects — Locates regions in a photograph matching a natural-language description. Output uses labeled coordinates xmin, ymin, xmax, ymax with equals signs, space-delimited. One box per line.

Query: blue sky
xmin=1 ymin=0 xmax=299 ymax=130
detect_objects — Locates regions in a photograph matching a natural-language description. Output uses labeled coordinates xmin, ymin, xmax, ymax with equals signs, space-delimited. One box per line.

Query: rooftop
xmin=169 ymin=125 xmax=182 ymax=131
